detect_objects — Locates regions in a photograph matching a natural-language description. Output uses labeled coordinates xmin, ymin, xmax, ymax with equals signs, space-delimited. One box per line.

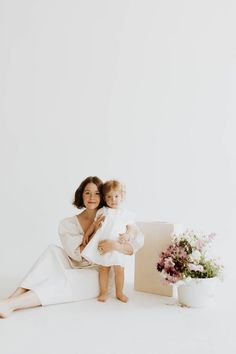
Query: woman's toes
xmin=116 ymin=293 xmax=128 ymax=303
xmin=0 ymin=302 xmax=12 ymax=318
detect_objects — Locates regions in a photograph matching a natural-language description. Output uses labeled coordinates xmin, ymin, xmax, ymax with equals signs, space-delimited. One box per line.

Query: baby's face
xmin=105 ymin=190 xmax=122 ymax=208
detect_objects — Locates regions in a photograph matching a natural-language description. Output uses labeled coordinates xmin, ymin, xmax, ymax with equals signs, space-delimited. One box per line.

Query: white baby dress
xmin=81 ymin=207 xmax=134 ymax=267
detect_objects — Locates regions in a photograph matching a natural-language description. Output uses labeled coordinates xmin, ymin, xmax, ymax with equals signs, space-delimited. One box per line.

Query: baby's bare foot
xmin=116 ymin=293 xmax=128 ymax=303
xmin=97 ymin=293 xmax=107 ymax=302
xmin=0 ymin=301 xmax=12 ymax=318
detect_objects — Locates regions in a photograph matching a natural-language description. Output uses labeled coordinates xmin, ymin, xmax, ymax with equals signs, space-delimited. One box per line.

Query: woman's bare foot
xmin=116 ymin=293 xmax=128 ymax=303
xmin=0 ymin=301 xmax=13 ymax=318
xmin=8 ymin=287 xmax=28 ymax=299
xmin=97 ymin=293 xmax=107 ymax=302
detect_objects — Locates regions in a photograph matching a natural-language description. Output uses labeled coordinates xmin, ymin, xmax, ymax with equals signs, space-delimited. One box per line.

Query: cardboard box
xmin=134 ymin=221 xmax=177 ymax=297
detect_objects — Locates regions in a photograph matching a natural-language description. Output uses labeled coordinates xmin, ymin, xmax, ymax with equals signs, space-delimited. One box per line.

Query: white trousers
xmin=20 ymin=245 xmax=100 ymax=306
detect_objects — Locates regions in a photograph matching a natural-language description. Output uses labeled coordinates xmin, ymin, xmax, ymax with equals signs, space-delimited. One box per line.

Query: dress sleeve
xmin=58 ymin=217 xmax=84 ymax=262
xmin=127 ymin=223 xmax=144 ymax=254
xmin=95 ymin=207 xmax=106 ymax=218
xmin=125 ymin=210 xmax=135 ymax=225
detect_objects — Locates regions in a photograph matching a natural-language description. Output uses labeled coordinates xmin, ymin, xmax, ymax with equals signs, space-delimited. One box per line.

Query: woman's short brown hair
xmin=73 ymin=176 xmax=104 ymax=209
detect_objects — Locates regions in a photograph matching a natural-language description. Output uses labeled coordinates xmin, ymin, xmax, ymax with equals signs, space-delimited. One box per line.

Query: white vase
xmin=177 ymin=278 xmax=216 ymax=308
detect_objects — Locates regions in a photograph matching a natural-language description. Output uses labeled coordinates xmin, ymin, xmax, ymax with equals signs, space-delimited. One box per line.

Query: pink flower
xmin=164 ymin=257 xmax=175 ymax=268
xmin=188 ymin=263 xmax=204 ymax=272
xmin=166 ymin=274 xmax=178 ymax=284
xmin=208 ymin=233 xmax=216 ymax=241
xmin=195 ymin=239 xmax=204 ymax=250
xmin=176 ymin=248 xmax=187 ymax=258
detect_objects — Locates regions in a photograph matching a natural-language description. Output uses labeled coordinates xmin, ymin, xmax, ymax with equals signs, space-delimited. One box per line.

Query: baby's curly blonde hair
xmin=102 ymin=180 xmax=126 ymax=200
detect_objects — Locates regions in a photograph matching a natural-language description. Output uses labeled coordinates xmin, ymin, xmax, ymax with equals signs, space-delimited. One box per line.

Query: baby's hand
xmin=119 ymin=233 xmax=129 ymax=244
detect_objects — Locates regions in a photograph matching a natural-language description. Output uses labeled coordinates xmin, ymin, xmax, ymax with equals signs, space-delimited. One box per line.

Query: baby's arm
xmin=119 ymin=224 xmax=135 ymax=243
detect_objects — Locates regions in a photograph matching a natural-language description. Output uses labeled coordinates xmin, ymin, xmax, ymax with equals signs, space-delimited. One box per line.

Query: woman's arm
xmin=98 ymin=223 xmax=144 ymax=256
xmin=83 ymin=223 xmax=96 ymax=246
xmin=98 ymin=239 xmax=134 ymax=255
xmin=83 ymin=214 xmax=106 ymax=245
xmin=59 ymin=214 xmax=106 ymax=261
xmin=58 ymin=218 xmax=84 ymax=262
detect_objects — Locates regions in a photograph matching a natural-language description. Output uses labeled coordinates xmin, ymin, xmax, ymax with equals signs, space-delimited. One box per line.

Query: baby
xmin=81 ymin=180 xmax=135 ymax=302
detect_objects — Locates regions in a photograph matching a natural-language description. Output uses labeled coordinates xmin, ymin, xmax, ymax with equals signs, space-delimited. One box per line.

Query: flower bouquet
xmin=157 ymin=230 xmax=223 ymax=285
xmin=157 ymin=230 xmax=223 ymax=307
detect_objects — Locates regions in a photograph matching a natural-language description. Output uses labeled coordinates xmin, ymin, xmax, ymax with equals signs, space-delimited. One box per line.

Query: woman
xmin=0 ymin=176 xmax=144 ymax=318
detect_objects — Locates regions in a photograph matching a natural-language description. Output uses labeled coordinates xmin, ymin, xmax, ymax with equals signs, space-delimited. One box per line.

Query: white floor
xmin=0 ymin=275 xmax=235 ymax=354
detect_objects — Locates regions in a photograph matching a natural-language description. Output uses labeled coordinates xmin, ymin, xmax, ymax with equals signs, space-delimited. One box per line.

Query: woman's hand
xmin=98 ymin=240 xmax=117 ymax=254
xmin=98 ymin=236 xmax=133 ymax=256
xmin=82 ymin=235 xmax=89 ymax=246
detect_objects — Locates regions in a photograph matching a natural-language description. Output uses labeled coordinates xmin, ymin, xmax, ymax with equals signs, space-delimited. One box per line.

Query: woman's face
xmin=82 ymin=182 xmax=101 ymax=210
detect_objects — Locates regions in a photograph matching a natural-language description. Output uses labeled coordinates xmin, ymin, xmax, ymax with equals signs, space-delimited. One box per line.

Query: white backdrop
xmin=0 ymin=0 xmax=235 ymax=287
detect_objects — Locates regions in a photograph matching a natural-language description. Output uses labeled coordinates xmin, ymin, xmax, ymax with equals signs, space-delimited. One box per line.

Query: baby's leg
xmin=97 ymin=266 xmax=110 ymax=302
xmin=114 ymin=266 xmax=128 ymax=303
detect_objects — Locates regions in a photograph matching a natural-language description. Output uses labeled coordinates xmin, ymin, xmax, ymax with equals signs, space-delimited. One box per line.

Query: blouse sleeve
xmin=96 ymin=207 xmax=106 ymax=218
xmin=127 ymin=223 xmax=144 ymax=254
xmin=58 ymin=217 xmax=84 ymax=262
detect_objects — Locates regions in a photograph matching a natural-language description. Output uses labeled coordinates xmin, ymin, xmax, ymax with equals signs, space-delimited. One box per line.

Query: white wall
xmin=1 ymin=1 xmax=235 ymax=285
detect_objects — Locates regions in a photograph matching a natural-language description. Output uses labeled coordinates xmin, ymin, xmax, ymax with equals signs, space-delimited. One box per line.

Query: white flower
xmin=190 ymin=250 xmax=201 ymax=262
